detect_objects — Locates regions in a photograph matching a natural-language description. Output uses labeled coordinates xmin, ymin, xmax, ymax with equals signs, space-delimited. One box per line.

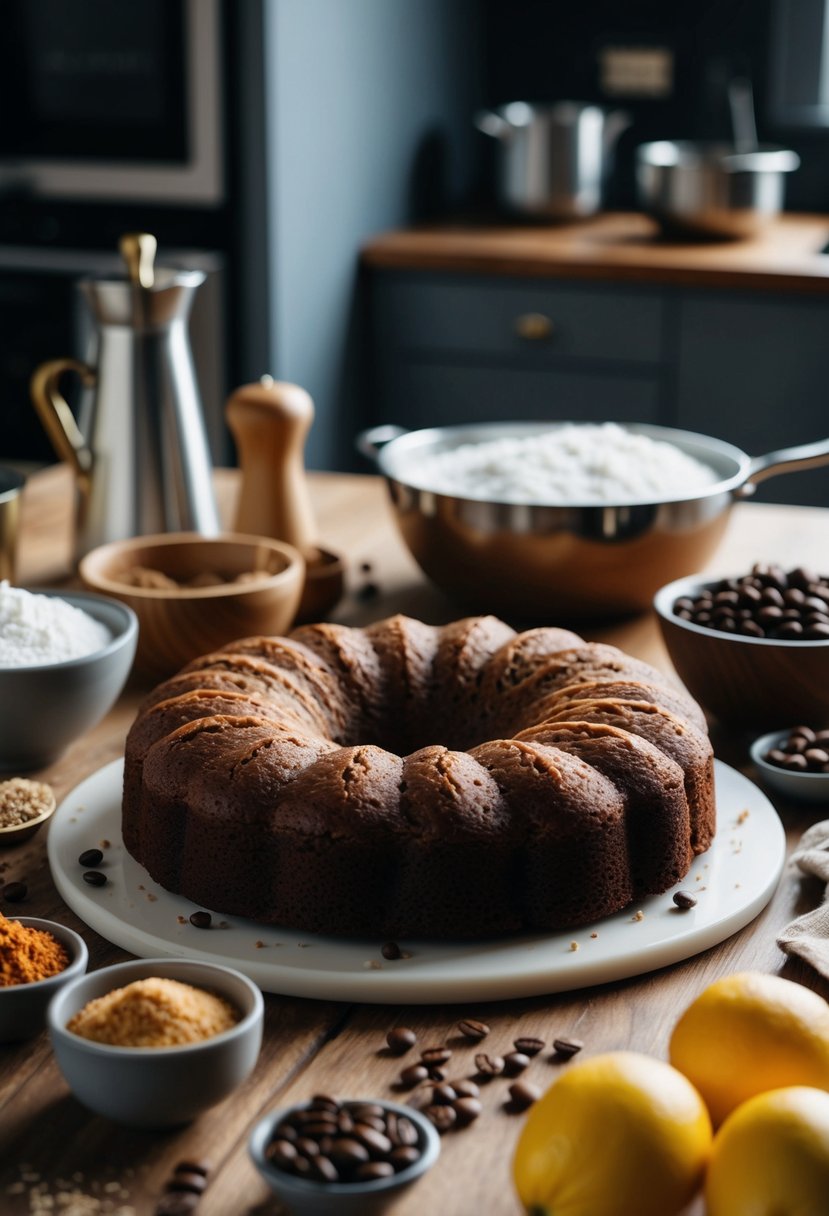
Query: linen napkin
xmin=777 ymin=819 xmax=829 ymax=977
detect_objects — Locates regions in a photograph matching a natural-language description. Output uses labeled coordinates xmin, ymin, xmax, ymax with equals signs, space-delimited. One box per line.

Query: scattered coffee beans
xmin=424 ymin=1103 xmax=457 ymax=1133
xmin=420 ymin=1046 xmax=452 ymax=1066
xmin=82 ymin=870 xmax=107 ymax=887
xmin=673 ymin=564 xmax=829 ymax=640
xmin=386 ymin=1026 xmax=417 ymax=1054
xmin=552 ymin=1036 xmax=584 ymax=1059
xmin=381 ymin=941 xmax=402 ymax=960
xmin=399 ymin=1063 xmax=428 ymax=1088
xmin=457 ymin=1017 xmax=490 ymax=1041
xmin=2 ymin=881 xmax=27 ymax=902
xmin=189 ymin=910 xmax=212 ymax=929
xmin=155 ymin=1160 xmax=211 ymax=1215
xmin=264 ymin=1098 xmax=425 ymax=1182
xmin=508 ymin=1080 xmax=541 ymax=1111
xmin=474 ymin=1052 xmax=505 ymax=1078
xmin=513 ymin=1036 xmax=545 ymax=1056
xmin=453 ymin=1096 xmax=483 ymax=1126
xmin=503 ymin=1051 xmax=530 ymax=1075
xmin=78 ymin=848 xmax=104 ymax=868
xmin=764 ymin=726 xmax=829 ymax=774
xmin=673 ymin=890 xmax=698 ymax=910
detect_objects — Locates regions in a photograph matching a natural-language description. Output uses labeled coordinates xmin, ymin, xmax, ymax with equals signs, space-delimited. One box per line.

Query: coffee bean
xmin=309 ymin=1093 xmax=340 ymax=1113
xmin=352 ymin=1125 xmax=393 ymax=1155
xmin=451 ymin=1079 xmax=480 ymax=1099
xmin=673 ymin=890 xmax=697 ymax=909
xmin=389 ymin=1146 xmax=421 ymax=1170
xmin=328 ymin=1138 xmax=369 ymax=1169
xmin=452 ymin=1096 xmax=483 ymax=1126
xmin=381 ymin=941 xmax=402 ymax=960
xmin=431 ymin=1083 xmax=458 ymax=1105
xmin=349 ymin=1102 xmax=385 ymax=1120
xmin=474 ymin=1052 xmax=505 ymax=1077
xmin=508 ymin=1080 xmax=541 ymax=1111
xmin=355 ymin=1161 xmax=395 ymax=1180
xmin=457 ymin=1017 xmax=490 ymax=1041
xmin=266 ymin=1139 xmax=298 ymax=1169
xmin=399 ymin=1064 xmax=428 ymax=1088
xmin=420 ymin=1046 xmax=452 ymax=1066
xmin=308 ymin=1156 xmax=339 ymax=1183
xmin=673 ymin=565 xmax=829 ymax=640
xmin=552 ymin=1036 xmax=584 ymax=1059
xmin=425 ymin=1103 xmax=457 ymax=1133
xmin=78 ymin=848 xmax=104 ymax=868
xmin=82 ymin=870 xmax=107 ymax=887
xmin=427 ymin=1066 xmax=447 ymax=1082
xmin=504 ymin=1051 xmax=530 ymax=1075
xmin=294 ymin=1137 xmax=321 ymax=1158
xmin=386 ymin=1026 xmax=416 ymax=1054
xmin=165 ymin=1172 xmax=207 ymax=1194
xmin=387 ymin=1113 xmax=419 ymax=1146
xmin=765 ymin=728 xmax=829 ymax=774
xmin=514 ymin=1036 xmax=545 ymax=1056
xmin=155 ymin=1193 xmax=200 ymax=1215
xmin=2 ymin=881 xmax=27 ymax=902
xmin=188 ymin=910 xmax=211 ymax=928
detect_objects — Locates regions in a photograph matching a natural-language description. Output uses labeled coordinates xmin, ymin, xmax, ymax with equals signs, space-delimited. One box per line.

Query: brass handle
xmin=119 ymin=232 xmax=157 ymax=288
xmin=30 ymin=358 xmax=96 ymax=480
xmin=514 ymin=312 xmax=555 ymax=341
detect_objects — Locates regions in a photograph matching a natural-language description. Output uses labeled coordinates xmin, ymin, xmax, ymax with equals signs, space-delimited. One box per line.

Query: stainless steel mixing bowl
xmin=357 ymin=421 xmax=829 ymax=622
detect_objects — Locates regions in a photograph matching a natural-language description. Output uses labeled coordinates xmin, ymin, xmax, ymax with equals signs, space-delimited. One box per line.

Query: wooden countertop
xmin=3 ymin=464 xmax=829 ymax=1215
xmin=362 ymin=211 xmax=829 ymax=294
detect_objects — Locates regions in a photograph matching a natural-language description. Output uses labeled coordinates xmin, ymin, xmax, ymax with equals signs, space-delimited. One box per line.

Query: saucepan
xmin=357 ymin=421 xmax=829 ymax=621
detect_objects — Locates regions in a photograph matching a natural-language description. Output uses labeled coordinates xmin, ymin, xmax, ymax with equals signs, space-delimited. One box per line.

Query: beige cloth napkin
xmin=777 ymin=819 xmax=829 ymax=976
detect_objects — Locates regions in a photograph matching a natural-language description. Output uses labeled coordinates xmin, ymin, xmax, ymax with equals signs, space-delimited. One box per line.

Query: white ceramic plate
xmin=48 ymin=758 xmax=785 ymax=1004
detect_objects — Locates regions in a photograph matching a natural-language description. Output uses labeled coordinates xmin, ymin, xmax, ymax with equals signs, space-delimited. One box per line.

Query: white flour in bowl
xmin=412 ymin=423 xmax=719 ymax=504
xmin=0 ymin=582 xmax=111 ymax=667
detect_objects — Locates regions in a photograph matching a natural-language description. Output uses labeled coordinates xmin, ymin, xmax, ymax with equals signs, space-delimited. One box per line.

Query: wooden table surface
xmin=2 ymin=464 xmax=828 ymax=1216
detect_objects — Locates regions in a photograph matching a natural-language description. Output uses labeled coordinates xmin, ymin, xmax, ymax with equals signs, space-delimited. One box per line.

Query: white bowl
xmin=750 ymin=730 xmax=829 ymax=805
xmin=48 ymin=957 xmax=263 ymax=1127
xmin=0 ymin=917 xmax=88 ymax=1042
xmin=0 ymin=589 xmax=137 ymax=771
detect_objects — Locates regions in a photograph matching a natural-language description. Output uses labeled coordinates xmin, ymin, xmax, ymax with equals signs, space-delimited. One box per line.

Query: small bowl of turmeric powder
xmin=0 ymin=913 xmax=88 ymax=1042
xmin=47 ymin=957 xmax=263 ymax=1127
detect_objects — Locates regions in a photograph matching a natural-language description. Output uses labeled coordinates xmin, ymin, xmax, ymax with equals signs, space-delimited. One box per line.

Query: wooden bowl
xmin=0 ymin=779 xmax=56 ymax=846
xmin=655 ymin=574 xmax=829 ymax=732
xmin=79 ymin=533 xmax=304 ymax=682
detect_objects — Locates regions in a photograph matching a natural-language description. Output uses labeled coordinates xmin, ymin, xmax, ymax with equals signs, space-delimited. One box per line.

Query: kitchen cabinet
xmin=366 ymin=221 xmax=829 ymax=506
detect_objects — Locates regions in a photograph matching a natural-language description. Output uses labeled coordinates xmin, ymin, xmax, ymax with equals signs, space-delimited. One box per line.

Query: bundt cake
xmin=122 ymin=615 xmax=716 ymax=938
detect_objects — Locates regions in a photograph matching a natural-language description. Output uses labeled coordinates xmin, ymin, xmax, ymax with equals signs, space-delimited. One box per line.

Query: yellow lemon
xmin=706 ymin=1086 xmax=829 ymax=1216
xmin=669 ymin=971 xmax=829 ymax=1126
xmin=512 ymin=1051 xmax=711 ymax=1216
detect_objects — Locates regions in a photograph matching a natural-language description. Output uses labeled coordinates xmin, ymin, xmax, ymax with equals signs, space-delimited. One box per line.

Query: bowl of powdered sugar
xmin=0 ymin=583 xmax=137 ymax=770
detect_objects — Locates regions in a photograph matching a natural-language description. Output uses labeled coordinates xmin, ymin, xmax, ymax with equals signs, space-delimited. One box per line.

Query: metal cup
xmin=0 ymin=467 xmax=25 ymax=582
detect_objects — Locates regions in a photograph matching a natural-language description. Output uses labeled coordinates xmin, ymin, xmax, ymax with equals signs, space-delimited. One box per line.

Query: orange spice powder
xmin=0 ymin=911 xmax=69 ymax=986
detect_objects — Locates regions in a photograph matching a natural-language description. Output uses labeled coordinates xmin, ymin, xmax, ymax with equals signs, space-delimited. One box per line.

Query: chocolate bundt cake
xmin=122 ymin=615 xmax=716 ymax=938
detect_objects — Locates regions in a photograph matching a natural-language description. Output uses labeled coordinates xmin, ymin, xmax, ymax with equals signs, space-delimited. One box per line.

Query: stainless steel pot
xmin=475 ymin=101 xmax=631 ymax=220
xmin=636 ymin=141 xmax=800 ymax=238
xmin=357 ymin=421 xmax=829 ymax=622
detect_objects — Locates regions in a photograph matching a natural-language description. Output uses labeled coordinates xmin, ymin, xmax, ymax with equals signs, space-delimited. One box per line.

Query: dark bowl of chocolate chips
xmin=750 ymin=726 xmax=829 ymax=803
xmin=248 ymin=1095 xmax=440 ymax=1215
xmin=654 ymin=565 xmax=829 ymax=731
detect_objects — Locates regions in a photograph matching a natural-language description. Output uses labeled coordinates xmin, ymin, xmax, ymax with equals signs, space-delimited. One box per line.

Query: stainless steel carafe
xmin=31 ymin=233 xmax=220 ymax=560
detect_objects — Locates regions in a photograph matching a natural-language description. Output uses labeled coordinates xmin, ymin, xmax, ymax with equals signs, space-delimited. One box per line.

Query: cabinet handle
xmin=514 ymin=312 xmax=555 ymax=341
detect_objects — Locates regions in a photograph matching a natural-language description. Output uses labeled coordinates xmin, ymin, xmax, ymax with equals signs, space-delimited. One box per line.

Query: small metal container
xmin=636 ymin=141 xmax=800 ymax=239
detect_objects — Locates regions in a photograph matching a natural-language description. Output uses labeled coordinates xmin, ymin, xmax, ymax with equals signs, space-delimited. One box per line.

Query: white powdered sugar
xmin=0 ymin=582 xmax=112 ymax=667
xmin=413 ymin=423 xmax=719 ymax=505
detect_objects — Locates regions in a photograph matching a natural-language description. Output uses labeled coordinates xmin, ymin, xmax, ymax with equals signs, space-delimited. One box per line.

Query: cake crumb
xmin=632 ymin=910 xmax=645 ymax=922
xmin=569 ymin=941 xmax=579 ymax=952
xmin=590 ymin=932 xmax=598 ymax=939
xmin=254 ymin=940 xmax=265 ymax=949
xmin=736 ymin=809 xmax=750 ymax=825
xmin=99 ymin=838 xmax=111 ymax=848
xmin=147 ymin=892 xmax=157 ymax=902
xmin=364 ymin=960 xmax=382 ymax=969
xmin=176 ymin=915 xmax=187 ymax=925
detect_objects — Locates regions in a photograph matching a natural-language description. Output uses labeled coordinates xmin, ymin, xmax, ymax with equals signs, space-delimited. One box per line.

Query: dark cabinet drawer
xmin=375 ymin=274 xmax=665 ymax=365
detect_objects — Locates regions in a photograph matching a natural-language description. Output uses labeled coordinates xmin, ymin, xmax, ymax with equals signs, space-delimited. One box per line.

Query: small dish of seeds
xmin=248 ymin=1095 xmax=440 ymax=1214
xmin=0 ymin=779 xmax=56 ymax=847
xmin=750 ymin=726 xmax=829 ymax=804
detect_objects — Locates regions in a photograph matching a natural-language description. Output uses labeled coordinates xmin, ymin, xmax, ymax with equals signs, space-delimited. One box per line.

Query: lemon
xmin=706 ymin=1086 xmax=829 ymax=1216
xmin=512 ymin=1051 xmax=711 ymax=1216
xmin=669 ymin=971 xmax=829 ymax=1127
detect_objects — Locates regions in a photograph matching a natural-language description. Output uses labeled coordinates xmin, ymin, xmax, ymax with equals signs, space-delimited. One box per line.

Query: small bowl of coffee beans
xmin=654 ymin=565 xmax=829 ymax=730
xmin=248 ymin=1095 xmax=440 ymax=1215
xmin=750 ymin=726 xmax=829 ymax=803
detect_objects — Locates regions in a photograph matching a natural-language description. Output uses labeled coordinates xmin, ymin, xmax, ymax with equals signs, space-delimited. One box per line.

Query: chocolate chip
xmin=508 ymin=1080 xmax=541 ymax=1111
xmin=399 ymin=1063 xmax=428 ymax=1088
xmin=2 ymin=881 xmax=27 ymax=902
xmin=552 ymin=1037 xmax=584 ymax=1059
xmin=188 ymin=910 xmax=212 ymax=929
xmin=386 ymin=1026 xmax=416 ymax=1054
xmin=82 ymin=870 xmax=107 ymax=887
xmin=78 ymin=848 xmax=104 ymax=868
xmin=474 ymin=1052 xmax=505 ymax=1077
xmin=673 ymin=890 xmax=697 ymax=909
xmin=381 ymin=941 xmax=402 ymax=960
xmin=514 ymin=1036 xmax=545 ymax=1056
xmin=420 ymin=1046 xmax=452 ymax=1066
xmin=457 ymin=1018 xmax=490 ymax=1041
xmin=425 ymin=1104 xmax=457 ymax=1133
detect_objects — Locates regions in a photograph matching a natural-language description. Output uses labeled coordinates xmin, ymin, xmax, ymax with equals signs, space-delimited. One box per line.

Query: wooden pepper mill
xmin=226 ymin=377 xmax=344 ymax=623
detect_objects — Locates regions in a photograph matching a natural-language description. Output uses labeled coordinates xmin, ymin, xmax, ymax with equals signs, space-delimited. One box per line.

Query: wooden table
xmin=2 ymin=464 xmax=828 ymax=1216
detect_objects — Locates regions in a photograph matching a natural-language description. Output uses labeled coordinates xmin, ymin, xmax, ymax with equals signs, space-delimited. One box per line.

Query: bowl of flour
xmin=0 ymin=584 xmax=137 ymax=770
xmin=358 ymin=419 xmax=812 ymax=620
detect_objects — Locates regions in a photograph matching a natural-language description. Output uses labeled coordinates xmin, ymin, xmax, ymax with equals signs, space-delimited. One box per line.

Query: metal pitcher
xmin=30 ymin=233 xmax=220 ymax=560
xmin=475 ymin=101 xmax=631 ymax=219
